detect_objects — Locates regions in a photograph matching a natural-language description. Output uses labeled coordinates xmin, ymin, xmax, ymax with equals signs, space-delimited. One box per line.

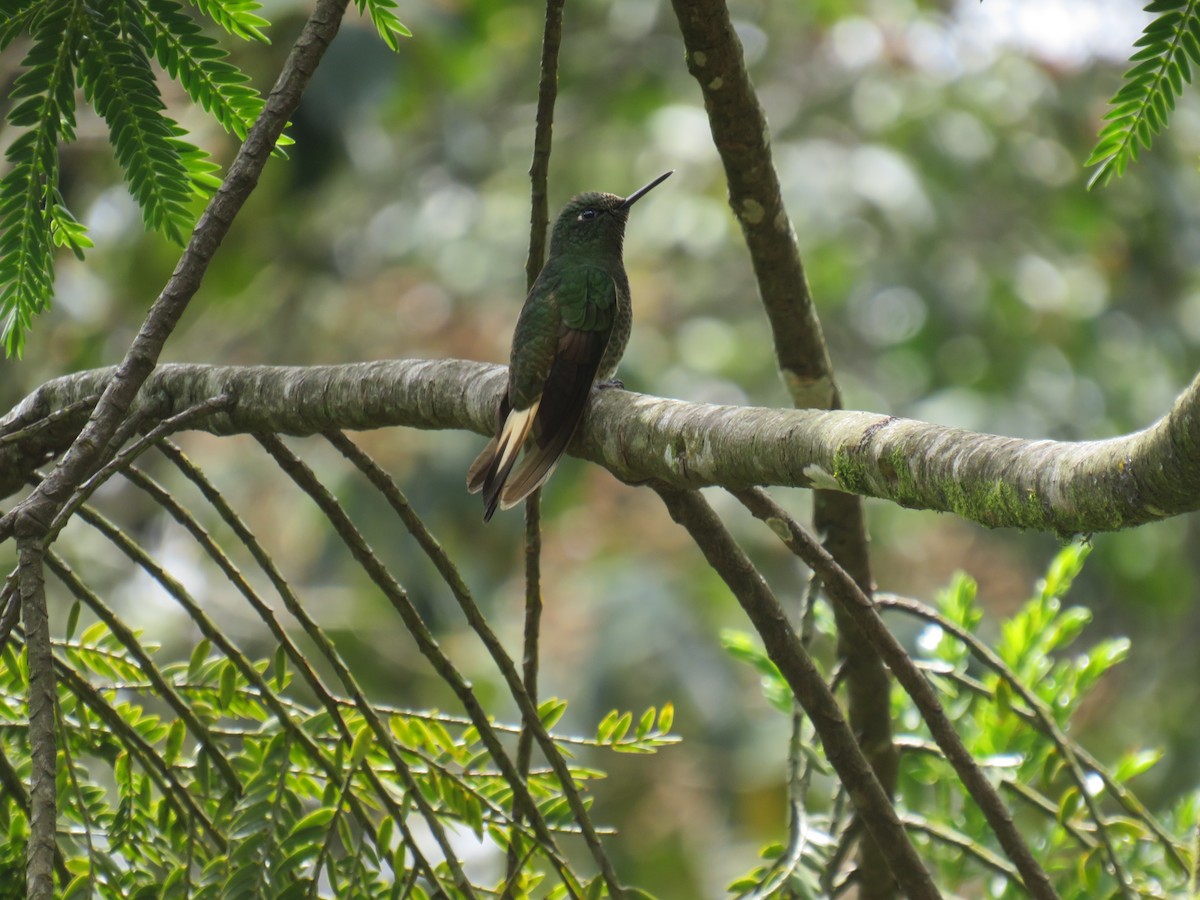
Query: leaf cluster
xmin=1087 ymin=0 xmax=1200 ymax=187
xmin=0 ymin=0 xmax=410 ymax=358
xmin=720 ymin=545 xmax=1197 ymax=897
xmin=0 ymin=618 xmax=675 ymax=897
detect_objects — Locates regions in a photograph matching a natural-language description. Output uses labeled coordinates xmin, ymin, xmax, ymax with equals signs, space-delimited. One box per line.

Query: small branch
xmin=44 ymin=550 xmax=243 ymax=796
xmin=524 ymin=0 xmax=565 ymax=290
xmin=900 ymin=813 xmax=1021 ymax=884
xmin=510 ymin=0 xmax=564 ymax=879
xmin=16 ymin=533 xmax=55 ymax=900
xmin=150 ymin=442 xmax=467 ymax=889
xmin=731 ymin=487 xmax=1059 ymax=900
xmin=8 ymin=360 xmax=1200 ymax=535
xmin=653 ymin=485 xmax=941 ymax=900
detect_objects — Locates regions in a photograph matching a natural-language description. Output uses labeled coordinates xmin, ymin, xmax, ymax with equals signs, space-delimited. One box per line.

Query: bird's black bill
xmin=619 ymin=170 xmax=674 ymax=209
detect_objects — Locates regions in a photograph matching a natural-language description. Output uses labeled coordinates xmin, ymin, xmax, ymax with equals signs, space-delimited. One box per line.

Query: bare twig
xmin=511 ymin=0 xmax=565 ymax=878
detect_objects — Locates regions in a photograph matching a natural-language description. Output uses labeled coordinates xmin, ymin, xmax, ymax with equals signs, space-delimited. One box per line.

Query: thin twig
xmin=323 ymin=433 xmax=604 ymax=894
xmin=0 ymin=569 xmax=20 ymax=657
xmin=44 ymin=549 xmax=242 ymax=794
xmin=0 ymin=393 xmax=99 ymax=445
xmin=900 ymin=813 xmax=1021 ymax=883
xmin=149 ymin=443 xmax=477 ymax=892
xmin=510 ymin=0 xmax=565 ymax=883
xmin=77 ymin=495 xmax=462 ymax=894
xmin=731 ymin=486 xmax=1059 ymax=900
xmin=44 ymin=395 xmax=231 ymax=544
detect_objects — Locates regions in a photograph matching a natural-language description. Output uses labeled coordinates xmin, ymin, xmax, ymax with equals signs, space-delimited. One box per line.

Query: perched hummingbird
xmin=467 ymin=170 xmax=673 ymax=522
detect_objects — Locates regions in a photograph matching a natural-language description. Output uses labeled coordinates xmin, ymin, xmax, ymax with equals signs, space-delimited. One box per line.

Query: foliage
xmin=0 ymin=0 xmax=409 ymax=358
xmin=1087 ymin=0 xmax=1200 ymax=187
xmin=721 ymin=545 xmax=1197 ymax=896
xmin=0 ymin=617 xmax=676 ymax=897
xmin=5 ymin=0 xmax=1200 ymax=895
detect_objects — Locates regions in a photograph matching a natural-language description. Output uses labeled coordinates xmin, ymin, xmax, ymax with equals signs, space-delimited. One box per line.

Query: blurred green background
xmin=3 ymin=0 xmax=1199 ymax=893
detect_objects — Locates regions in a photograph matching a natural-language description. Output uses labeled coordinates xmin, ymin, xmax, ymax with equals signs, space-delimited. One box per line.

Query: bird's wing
xmin=495 ymin=265 xmax=617 ymax=511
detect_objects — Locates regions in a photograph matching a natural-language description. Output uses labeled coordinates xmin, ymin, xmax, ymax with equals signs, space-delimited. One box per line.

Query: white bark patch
xmin=803 ymin=464 xmax=843 ymax=491
xmin=740 ymin=198 xmax=765 ymax=224
xmin=765 ymin=516 xmax=791 ymax=541
xmin=782 ymin=371 xmax=836 ymax=409
xmin=693 ymin=51 xmax=707 ymax=66
xmin=708 ymin=76 xmax=724 ymax=90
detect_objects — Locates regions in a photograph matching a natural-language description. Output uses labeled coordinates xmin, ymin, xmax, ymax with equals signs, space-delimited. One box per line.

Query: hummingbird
xmin=467 ymin=170 xmax=673 ymax=522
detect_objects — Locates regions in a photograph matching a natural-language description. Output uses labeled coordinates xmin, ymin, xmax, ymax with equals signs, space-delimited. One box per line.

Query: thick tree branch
xmin=668 ymin=0 xmax=832 ymax=404
xmin=6 ymin=360 xmax=1200 ymax=534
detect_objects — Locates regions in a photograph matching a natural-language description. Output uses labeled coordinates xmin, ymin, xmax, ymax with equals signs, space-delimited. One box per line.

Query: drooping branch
xmin=653 ymin=486 xmax=942 ymax=900
xmin=5 ymin=359 xmax=1200 ymax=535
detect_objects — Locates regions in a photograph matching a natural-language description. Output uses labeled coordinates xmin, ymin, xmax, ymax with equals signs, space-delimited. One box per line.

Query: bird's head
xmin=547 ymin=171 xmax=673 ymax=258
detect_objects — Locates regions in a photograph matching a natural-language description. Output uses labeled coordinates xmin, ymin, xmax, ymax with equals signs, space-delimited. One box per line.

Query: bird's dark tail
xmin=467 ymin=397 xmax=538 ymax=522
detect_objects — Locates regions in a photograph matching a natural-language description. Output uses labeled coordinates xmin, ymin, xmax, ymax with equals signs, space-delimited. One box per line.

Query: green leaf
xmin=65 ymin=600 xmax=81 ymax=641
xmin=1086 ymin=4 xmax=1200 ymax=187
xmin=218 ymin=660 xmax=236 ymax=710
xmin=636 ymin=706 xmax=655 ymax=740
xmin=188 ymin=639 xmax=211 ymax=680
xmin=538 ymin=697 xmax=568 ymax=730
xmin=76 ymin=7 xmax=197 ymax=244
xmin=355 ymin=0 xmax=411 ymax=51
xmin=1115 ymin=748 xmax=1164 ymax=782
xmin=164 ymin=719 xmax=185 ymax=765
xmin=191 ymin=0 xmax=271 ymax=43
xmin=596 ymin=710 xmax=620 ymax=743
xmin=349 ymin=724 xmax=372 ymax=767
xmin=0 ymin=0 xmax=80 ymax=356
xmin=658 ymin=702 xmax=674 ymax=733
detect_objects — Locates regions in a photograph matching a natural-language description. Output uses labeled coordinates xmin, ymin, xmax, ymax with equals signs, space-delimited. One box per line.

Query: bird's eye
xmin=577 ymin=209 xmax=598 ymax=222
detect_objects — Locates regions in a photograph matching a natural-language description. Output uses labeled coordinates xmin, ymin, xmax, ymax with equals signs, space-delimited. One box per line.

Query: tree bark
xmin=5 ymin=360 xmax=1200 ymax=535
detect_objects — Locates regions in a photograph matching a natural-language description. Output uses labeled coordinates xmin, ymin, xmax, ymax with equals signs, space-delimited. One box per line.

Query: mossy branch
xmin=4 ymin=359 xmax=1200 ymax=535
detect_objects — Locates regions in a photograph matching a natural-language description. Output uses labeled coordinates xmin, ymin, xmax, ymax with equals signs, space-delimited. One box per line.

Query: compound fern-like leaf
xmin=188 ymin=0 xmax=271 ymax=43
xmin=144 ymin=0 xmax=265 ymax=140
xmin=0 ymin=0 xmax=81 ymax=357
xmin=1087 ymin=0 xmax=1200 ymax=188
xmin=356 ymin=0 xmax=411 ymax=52
xmin=77 ymin=8 xmax=198 ymax=245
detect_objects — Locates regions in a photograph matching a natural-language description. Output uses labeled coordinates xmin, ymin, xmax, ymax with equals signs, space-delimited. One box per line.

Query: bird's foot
xmin=595 ymin=378 xmax=624 ymax=391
